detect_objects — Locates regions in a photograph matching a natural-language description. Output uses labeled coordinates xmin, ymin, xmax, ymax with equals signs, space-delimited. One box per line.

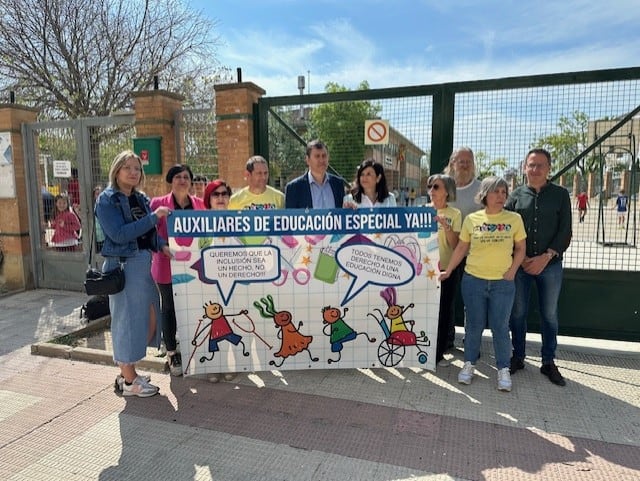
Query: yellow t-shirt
xmin=436 ymin=205 xmax=462 ymax=270
xmin=460 ymin=209 xmax=526 ymax=280
xmin=228 ymin=186 xmax=284 ymax=210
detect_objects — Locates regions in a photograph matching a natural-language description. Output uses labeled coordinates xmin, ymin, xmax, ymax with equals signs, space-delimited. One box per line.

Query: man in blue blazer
xmin=285 ymin=140 xmax=346 ymax=209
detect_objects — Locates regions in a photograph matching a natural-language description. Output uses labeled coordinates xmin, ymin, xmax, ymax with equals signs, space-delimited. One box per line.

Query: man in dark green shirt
xmin=505 ymin=148 xmax=572 ymax=386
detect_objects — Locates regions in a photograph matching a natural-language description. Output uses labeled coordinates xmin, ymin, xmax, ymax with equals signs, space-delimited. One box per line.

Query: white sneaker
xmin=458 ymin=361 xmax=475 ymax=385
xmin=115 ymin=373 xmax=151 ymax=392
xmin=497 ymin=367 xmax=512 ymax=392
xmin=121 ymin=376 xmax=159 ymax=398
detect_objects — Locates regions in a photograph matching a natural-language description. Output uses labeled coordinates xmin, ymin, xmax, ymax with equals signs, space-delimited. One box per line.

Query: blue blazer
xmin=285 ymin=172 xmax=345 ymax=209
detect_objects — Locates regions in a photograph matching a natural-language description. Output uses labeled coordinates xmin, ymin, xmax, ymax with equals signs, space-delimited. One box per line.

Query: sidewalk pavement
xmin=0 ymin=289 xmax=638 ymax=481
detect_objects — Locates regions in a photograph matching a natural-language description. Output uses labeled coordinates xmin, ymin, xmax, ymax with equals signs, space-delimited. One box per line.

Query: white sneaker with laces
xmin=115 ymin=373 xmax=151 ymax=391
xmin=497 ymin=367 xmax=512 ymax=392
xmin=458 ymin=361 xmax=475 ymax=385
xmin=121 ymin=376 xmax=159 ymax=398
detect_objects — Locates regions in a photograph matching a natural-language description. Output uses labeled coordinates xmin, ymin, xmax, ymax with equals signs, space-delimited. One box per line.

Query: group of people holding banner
xmin=437 ymin=147 xmax=571 ymax=392
xmin=95 ymin=140 xmax=570 ymax=397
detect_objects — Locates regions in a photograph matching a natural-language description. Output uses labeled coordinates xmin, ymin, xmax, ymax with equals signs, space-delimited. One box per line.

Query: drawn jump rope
xmin=184 ymin=310 xmax=272 ymax=372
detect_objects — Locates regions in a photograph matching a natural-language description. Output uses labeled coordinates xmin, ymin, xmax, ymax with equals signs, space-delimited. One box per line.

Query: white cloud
xmin=213 ymin=1 xmax=640 ymax=97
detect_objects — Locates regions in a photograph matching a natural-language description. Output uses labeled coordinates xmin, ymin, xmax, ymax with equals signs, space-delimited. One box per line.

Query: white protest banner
xmin=168 ymin=207 xmax=441 ymax=375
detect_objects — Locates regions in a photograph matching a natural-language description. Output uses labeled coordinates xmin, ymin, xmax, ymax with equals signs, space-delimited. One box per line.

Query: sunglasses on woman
xmin=211 ymin=190 xmax=229 ymax=198
xmin=427 ymin=184 xmax=441 ymax=190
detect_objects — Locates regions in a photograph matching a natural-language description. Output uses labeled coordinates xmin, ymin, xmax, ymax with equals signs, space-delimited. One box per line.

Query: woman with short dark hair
xmin=151 ymin=164 xmax=205 ymax=377
xmin=439 ymin=176 xmax=526 ymax=392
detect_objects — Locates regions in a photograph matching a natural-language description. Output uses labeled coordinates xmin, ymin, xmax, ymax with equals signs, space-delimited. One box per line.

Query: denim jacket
xmin=95 ymin=186 xmax=166 ymax=258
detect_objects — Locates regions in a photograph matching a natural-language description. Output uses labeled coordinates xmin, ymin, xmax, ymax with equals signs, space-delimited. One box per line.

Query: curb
xmin=30 ymin=316 xmax=168 ymax=373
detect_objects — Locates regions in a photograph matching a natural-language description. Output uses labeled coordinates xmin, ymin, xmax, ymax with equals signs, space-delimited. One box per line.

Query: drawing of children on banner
xmin=321 ymin=306 xmax=376 ymax=364
xmin=168 ymin=207 xmax=441 ymax=375
xmin=254 ymin=295 xmax=319 ymax=367
xmin=368 ymin=287 xmax=431 ymax=367
xmin=186 ymin=302 xmax=250 ymax=370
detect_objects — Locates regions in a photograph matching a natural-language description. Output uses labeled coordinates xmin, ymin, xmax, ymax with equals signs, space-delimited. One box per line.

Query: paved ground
xmin=0 ymin=289 xmax=639 ymax=481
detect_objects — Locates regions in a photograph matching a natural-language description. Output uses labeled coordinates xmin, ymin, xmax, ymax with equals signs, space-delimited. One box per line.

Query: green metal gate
xmin=256 ymin=67 xmax=640 ymax=341
xmin=23 ymin=115 xmax=136 ymax=291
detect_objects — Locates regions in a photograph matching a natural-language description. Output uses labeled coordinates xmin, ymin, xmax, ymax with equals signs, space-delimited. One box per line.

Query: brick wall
xmin=214 ymin=82 xmax=265 ymax=190
xmin=0 ymin=105 xmax=39 ymax=291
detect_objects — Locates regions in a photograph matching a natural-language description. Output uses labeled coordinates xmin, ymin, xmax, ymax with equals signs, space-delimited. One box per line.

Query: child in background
xmin=615 ymin=188 xmax=628 ymax=228
xmin=50 ymin=193 xmax=81 ymax=251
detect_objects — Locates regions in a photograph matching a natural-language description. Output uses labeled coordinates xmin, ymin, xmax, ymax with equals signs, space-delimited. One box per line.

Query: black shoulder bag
xmin=84 ymin=219 xmax=125 ymax=296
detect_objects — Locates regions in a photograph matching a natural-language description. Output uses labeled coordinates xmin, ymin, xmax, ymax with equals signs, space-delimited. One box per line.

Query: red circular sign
xmin=367 ymin=121 xmax=387 ymax=143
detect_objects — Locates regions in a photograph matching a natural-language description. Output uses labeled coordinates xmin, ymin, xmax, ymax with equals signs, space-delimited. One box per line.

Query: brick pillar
xmin=131 ymin=90 xmax=184 ymax=198
xmin=0 ymin=104 xmax=39 ymax=292
xmin=586 ymin=172 xmax=595 ymax=198
xmin=604 ymin=171 xmax=613 ymax=200
xmin=620 ymin=169 xmax=630 ymax=194
xmin=214 ymin=82 xmax=266 ymax=190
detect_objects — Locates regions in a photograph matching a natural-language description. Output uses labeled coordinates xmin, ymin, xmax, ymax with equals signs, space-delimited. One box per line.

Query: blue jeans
xmin=461 ymin=273 xmax=515 ymax=370
xmin=510 ymin=261 xmax=563 ymax=364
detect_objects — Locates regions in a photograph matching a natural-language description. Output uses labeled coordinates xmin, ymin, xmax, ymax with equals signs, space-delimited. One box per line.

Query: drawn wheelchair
xmin=368 ymin=309 xmax=430 ymax=367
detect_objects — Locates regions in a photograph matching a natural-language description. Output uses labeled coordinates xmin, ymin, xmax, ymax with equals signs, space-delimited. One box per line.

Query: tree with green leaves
xmin=533 ymin=111 xmax=597 ymax=176
xmin=475 ymin=151 xmax=508 ymax=179
xmin=309 ymin=81 xmax=381 ymax=180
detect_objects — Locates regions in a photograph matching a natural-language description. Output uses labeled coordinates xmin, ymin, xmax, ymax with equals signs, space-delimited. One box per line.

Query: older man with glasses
xmin=443 ymin=147 xmax=483 ymax=349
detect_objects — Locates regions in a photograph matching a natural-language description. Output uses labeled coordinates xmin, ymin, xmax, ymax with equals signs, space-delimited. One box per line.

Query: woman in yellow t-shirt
xmin=427 ymin=174 xmax=461 ymax=368
xmin=440 ymin=177 xmax=526 ymax=392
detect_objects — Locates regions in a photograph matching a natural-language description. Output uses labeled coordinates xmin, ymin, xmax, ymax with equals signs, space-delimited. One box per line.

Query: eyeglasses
xmin=211 ymin=191 xmax=229 ymax=198
xmin=427 ymin=184 xmax=441 ymax=190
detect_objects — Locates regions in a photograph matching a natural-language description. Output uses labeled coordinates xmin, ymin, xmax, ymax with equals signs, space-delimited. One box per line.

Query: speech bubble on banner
xmin=199 ymin=245 xmax=280 ymax=304
xmin=336 ymin=243 xmax=415 ymax=305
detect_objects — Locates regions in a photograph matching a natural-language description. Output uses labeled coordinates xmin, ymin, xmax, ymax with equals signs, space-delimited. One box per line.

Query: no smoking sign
xmin=364 ymin=119 xmax=389 ymax=145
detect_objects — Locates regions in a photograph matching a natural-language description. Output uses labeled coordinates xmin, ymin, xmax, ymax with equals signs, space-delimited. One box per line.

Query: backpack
xmin=80 ymin=295 xmax=110 ymax=321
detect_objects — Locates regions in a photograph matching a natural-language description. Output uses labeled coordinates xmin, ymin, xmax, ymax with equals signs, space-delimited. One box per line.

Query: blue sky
xmin=191 ymin=0 xmax=640 ymax=97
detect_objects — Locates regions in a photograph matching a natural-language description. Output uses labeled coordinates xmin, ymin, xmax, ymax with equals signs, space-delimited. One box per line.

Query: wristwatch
xmin=544 ymin=250 xmax=556 ymax=260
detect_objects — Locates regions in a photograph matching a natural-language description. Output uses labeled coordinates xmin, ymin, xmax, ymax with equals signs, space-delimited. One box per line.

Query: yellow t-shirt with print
xmin=460 ymin=209 xmax=526 ymax=280
xmin=228 ymin=185 xmax=284 ymax=210
xmin=436 ymin=205 xmax=462 ymax=270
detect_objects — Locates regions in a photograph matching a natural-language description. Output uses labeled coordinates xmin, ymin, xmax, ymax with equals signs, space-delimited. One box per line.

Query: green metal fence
xmin=256 ymin=67 xmax=640 ymax=341
xmin=175 ymin=108 xmax=219 ymax=181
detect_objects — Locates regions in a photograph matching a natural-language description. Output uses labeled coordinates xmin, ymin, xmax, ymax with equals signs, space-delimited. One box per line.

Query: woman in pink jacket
xmin=150 ymin=165 xmax=205 ymax=376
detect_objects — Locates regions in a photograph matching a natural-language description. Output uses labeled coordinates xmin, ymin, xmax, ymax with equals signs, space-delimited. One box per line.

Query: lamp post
xmin=297 ymin=75 xmax=305 ymax=120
